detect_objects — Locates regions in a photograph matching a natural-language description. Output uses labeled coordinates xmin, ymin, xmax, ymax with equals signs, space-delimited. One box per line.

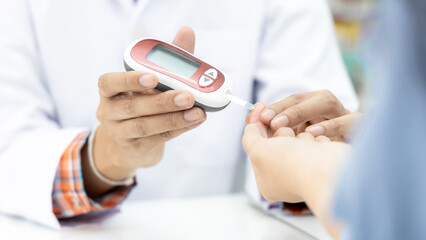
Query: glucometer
xmin=124 ymin=38 xmax=255 ymax=112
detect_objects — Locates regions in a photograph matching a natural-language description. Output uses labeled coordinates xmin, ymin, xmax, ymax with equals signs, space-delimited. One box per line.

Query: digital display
xmin=146 ymin=44 xmax=201 ymax=78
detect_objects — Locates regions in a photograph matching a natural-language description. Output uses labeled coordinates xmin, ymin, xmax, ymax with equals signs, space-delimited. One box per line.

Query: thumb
xmin=172 ymin=26 xmax=196 ymax=54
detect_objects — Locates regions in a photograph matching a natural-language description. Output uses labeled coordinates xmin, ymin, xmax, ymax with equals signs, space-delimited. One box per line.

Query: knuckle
xmin=124 ymin=73 xmax=133 ymax=90
xmin=322 ymin=90 xmax=340 ymax=107
xmin=321 ymin=91 xmax=345 ymax=115
xmin=134 ymin=119 xmax=147 ymax=137
xmin=166 ymin=113 xmax=180 ymax=129
xmin=331 ymin=120 xmax=343 ymax=134
xmin=289 ymin=93 xmax=304 ymax=104
xmin=155 ymin=93 xmax=169 ymax=111
xmin=121 ymin=96 xmax=136 ymax=115
xmin=287 ymin=105 xmax=304 ymax=124
xmin=98 ymin=74 xmax=108 ymax=93
xmin=159 ymin=131 xmax=173 ymax=139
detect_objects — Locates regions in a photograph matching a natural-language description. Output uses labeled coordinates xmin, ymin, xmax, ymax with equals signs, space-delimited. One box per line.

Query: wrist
xmin=93 ymin=125 xmax=136 ymax=181
xmin=301 ymin=143 xmax=349 ymax=239
xmin=300 ymin=142 xmax=351 ymax=209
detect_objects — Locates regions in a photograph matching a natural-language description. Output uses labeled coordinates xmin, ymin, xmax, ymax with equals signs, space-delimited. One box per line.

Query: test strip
xmin=227 ymin=94 xmax=256 ymax=111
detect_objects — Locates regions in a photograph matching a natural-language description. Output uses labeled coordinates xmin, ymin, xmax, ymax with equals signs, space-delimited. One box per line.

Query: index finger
xmin=98 ymin=72 xmax=158 ymax=98
xmin=260 ymin=92 xmax=314 ymax=125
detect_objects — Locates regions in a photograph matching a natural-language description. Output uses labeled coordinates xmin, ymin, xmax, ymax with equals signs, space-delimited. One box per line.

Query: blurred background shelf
xmin=328 ymin=0 xmax=376 ymax=110
xmin=329 ymin=0 xmax=375 ymax=21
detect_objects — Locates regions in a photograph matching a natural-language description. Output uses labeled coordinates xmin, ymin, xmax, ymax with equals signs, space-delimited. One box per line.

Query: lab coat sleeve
xmin=0 ymin=1 xmax=85 ymax=229
xmin=245 ymin=0 xmax=359 ymax=213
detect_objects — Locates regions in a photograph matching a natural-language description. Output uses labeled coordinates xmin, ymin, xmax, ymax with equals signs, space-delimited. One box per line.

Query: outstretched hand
xmin=251 ymin=90 xmax=361 ymax=141
xmin=242 ymin=102 xmax=351 ymax=239
xmin=244 ymin=103 xmax=335 ymax=202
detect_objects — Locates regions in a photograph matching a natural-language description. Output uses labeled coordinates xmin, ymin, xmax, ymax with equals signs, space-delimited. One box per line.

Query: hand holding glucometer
xmin=90 ymin=28 xmax=210 ymax=195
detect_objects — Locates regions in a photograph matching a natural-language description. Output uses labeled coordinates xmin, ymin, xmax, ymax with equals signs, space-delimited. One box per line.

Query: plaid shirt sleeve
xmin=52 ymin=131 xmax=136 ymax=219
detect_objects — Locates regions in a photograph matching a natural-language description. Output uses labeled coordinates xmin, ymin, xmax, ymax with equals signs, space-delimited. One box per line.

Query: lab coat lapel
xmin=129 ymin=0 xmax=151 ymax=42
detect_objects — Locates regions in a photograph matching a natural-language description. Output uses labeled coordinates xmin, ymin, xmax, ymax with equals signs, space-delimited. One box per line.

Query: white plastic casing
xmin=123 ymin=39 xmax=234 ymax=112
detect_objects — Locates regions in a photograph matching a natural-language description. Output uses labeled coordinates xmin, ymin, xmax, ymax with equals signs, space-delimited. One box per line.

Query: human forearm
xmin=299 ymin=142 xmax=351 ymax=239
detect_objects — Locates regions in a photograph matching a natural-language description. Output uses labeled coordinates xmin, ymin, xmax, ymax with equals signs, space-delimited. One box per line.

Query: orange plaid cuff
xmin=52 ymin=131 xmax=135 ymax=219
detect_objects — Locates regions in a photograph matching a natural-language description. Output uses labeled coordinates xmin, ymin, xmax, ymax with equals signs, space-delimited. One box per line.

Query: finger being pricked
xmin=109 ymin=108 xmax=206 ymax=140
xmin=246 ymin=103 xmax=267 ymax=124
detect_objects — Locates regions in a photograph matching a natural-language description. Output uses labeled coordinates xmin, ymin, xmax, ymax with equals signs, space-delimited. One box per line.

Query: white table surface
xmin=0 ymin=194 xmax=330 ymax=240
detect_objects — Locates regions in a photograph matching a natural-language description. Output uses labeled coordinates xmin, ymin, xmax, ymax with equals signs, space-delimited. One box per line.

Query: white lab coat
xmin=0 ymin=0 xmax=358 ymax=229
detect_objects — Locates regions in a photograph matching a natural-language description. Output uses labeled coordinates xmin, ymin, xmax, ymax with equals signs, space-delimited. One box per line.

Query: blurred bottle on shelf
xmin=328 ymin=0 xmax=376 ymax=109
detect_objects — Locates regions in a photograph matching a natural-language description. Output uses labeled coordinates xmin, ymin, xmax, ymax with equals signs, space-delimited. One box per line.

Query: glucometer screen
xmin=146 ymin=44 xmax=201 ymax=78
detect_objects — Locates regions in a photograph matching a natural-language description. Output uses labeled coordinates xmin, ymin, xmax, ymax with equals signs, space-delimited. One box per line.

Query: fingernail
xmin=174 ymin=93 xmax=192 ymax=108
xmin=261 ymin=109 xmax=276 ymax=122
xmin=271 ymin=115 xmax=289 ymax=128
xmin=184 ymin=108 xmax=201 ymax=122
xmin=139 ymin=75 xmax=156 ymax=87
xmin=306 ymin=125 xmax=325 ymax=136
